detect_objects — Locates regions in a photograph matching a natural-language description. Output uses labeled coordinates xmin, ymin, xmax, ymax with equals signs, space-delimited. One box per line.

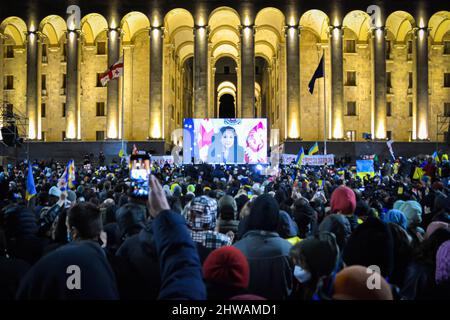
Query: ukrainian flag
xmin=356 ymin=160 xmax=375 ymax=179
xmin=295 ymin=147 xmax=305 ymax=166
xmin=308 ymin=142 xmax=319 ymax=155
xmin=432 ymin=151 xmax=440 ymax=163
xmin=26 ymin=162 xmax=37 ymax=201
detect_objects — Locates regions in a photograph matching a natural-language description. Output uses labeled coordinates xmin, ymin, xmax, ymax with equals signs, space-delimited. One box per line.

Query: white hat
xmin=49 ymin=186 xmax=61 ymax=198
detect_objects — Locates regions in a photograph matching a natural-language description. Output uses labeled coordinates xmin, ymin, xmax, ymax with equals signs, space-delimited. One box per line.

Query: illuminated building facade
xmin=0 ymin=0 xmax=449 ymax=146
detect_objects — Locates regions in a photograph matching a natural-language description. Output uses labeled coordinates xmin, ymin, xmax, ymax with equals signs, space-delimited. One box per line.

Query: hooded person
xmin=318 ymin=214 xmax=352 ymax=252
xmin=291 ymin=198 xmax=317 ymax=239
xmin=342 ymin=217 xmax=394 ymax=279
xmin=187 ymin=196 xmax=232 ymax=262
xmin=435 ymin=240 xmax=450 ymax=293
xmin=115 ymin=203 xmax=146 ymax=240
xmin=277 ymin=211 xmax=300 ymax=245
xmin=383 ymin=209 xmax=408 ymax=230
xmin=393 ymin=200 xmax=405 ymax=211
xmin=399 ymin=200 xmax=424 ymax=243
xmin=16 ymin=203 xmax=119 ymax=299
xmin=289 ymin=232 xmax=340 ymax=300
xmin=425 ymin=221 xmax=450 ymax=240
xmin=2 ymin=205 xmax=45 ymax=265
xmin=203 ymin=246 xmax=253 ymax=299
xmin=332 ymin=266 xmax=393 ymax=300
xmin=386 ymin=222 xmax=414 ymax=289
xmin=217 ymin=195 xmax=239 ymax=235
xmin=399 ymin=200 xmax=423 ymax=227
xmin=0 ymin=222 xmax=31 ymax=300
xmin=330 ymin=186 xmax=358 ymax=231
xmin=233 ymin=194 xmax=293 ymax=299
xmin=114 ymin=221 xmax=161 ymax=300
xmin=402 ymin=228 xmax=450 ymax=300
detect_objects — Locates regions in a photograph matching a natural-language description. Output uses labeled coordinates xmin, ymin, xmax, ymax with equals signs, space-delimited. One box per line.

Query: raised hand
xmin=148 ymin=175 xmax=170 ymax=218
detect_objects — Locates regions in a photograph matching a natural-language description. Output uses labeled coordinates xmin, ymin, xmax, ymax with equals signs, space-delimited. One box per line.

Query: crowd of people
xmin=0 ymin=151 xmax=449 ymax=300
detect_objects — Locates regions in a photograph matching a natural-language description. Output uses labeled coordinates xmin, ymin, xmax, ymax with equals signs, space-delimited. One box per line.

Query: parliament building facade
xmin=0 ymin=0 xmax=449 ymax=147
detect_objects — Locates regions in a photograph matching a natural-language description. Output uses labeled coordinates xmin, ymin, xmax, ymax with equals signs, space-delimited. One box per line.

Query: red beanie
xmin=331 ymin=186 xmax=356 ymax=215
xmin=203 ymin=246 xmax=249 ymax=289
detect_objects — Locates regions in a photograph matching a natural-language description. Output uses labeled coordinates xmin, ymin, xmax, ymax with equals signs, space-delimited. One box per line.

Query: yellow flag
xmin=118 ymin=149 xmax=124 ymax=158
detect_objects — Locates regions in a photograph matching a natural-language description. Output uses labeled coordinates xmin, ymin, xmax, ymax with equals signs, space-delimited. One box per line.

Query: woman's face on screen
xmin=221 ymin=129 xmax=235 ymax=149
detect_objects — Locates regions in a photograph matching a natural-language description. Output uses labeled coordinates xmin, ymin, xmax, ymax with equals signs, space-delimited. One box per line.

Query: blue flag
xmin=308 ymin=54 xmax=324 ymax=94
xmin=295 ymin=147 xmax=305 ymax=166
xmin=26 ymin=162 xmax=37 ymax=201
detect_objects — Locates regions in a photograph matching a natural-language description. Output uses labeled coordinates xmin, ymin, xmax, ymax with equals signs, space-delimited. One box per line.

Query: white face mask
xmin=294 ymin=265 xmax=312 ymax=283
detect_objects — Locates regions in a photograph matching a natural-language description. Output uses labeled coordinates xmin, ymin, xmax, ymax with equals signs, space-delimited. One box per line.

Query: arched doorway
xmin=214 ymin=56 xmax=237 ymax=117
xmin=219 ymin=93 xmax=235 ymax=118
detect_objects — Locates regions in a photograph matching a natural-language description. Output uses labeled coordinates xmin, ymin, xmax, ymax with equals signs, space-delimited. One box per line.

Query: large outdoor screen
xmin=183 ymin=118 xmax=268 ymax=164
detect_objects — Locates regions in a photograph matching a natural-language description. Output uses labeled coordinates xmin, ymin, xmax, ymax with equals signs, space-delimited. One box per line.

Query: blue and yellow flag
xmin=295 ymin=147 xmax=305 ymax=166
xmin=432 ymin=151 xmax=440 ymax=163
xmin=356 ymin=160 xmax=375 ymax=179
xmin=308 ymin=142 xmax=319 ymax=155
xmin=26 ymin=162 xmax=37 ymax=201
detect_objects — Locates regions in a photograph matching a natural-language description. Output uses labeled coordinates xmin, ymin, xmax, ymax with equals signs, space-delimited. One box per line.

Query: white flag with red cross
xmin=100 ymin=56 xmax=124 ymax=86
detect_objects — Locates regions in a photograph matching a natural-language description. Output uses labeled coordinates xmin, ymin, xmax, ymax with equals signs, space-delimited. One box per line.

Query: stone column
xmin=240 ymin=25 xmax=255 ymax=118
xmin=122 ymin=44 xmax=134 ymax=140
xmin=0 ymin=34 xmax=4 ymax=111
xmin=149 ymin=26 xmax=163 ymax=139
xmin=65 ymin=29 xmax=80 ymax=140
xmin=285 ymin=25 xmax=301 ymax=139
xmin=371 ymin=27 xmax=387 ymax=139
xmin=193 ymin=25 xmax=209 ymax=118
xmin=26 ymin=31 xmax=39 ymax=140
xmin=106 ymin=28 xmax=120 ymax=139
xmin=329 ymin=26 xmax=344 ymax=139
xmin=413 ymin=27 xmax=429 ymax=140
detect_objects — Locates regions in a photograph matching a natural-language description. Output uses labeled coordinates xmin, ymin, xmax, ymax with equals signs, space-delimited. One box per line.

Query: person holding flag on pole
xmin=295 ymin=147 xmax=305 ymax=167
xmin=25 ymin=162 xmax=37 ymax=201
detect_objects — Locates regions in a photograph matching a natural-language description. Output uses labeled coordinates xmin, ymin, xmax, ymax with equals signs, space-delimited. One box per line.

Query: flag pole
xmin=322 ymin=48 xmax=327 ymax=155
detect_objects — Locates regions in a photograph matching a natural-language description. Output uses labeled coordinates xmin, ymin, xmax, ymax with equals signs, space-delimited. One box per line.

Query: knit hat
xmin=67 ymin=190 xmax=77 ymax=203
xmin=218 ymin=195 xmax=237 ymax=220
xmin=292 ymin=232 xmax=339 ymax=278
xmin=425 ymin=221 xmax=450 ymax=240
xmin=342 ymin=217 xmax=394 ymax=277
xmin=318 ymin=214 xmax=352 ymax=251
xmin=393 ymin=200 xmax=405 ymax=211
xmin=246 ymin=194 xmax=280 ymax=232
xmin=188 ymin=196 xmax=218 ymax=231
xmin=330 ymin=186 xmax=356 ymax=215
xmin=436 ymin=240 xmax=450 ymax=284
xmin=332 ymin=265 xmax=393 ymax=300
xmin=399 ymin=200 xmax=422 ymax=227
xmin=49 ymin=186 xmax=61 ymax=198
xmin=277 ymin=211 xmax=299 ymax=239
xmin=170 ymin=183 xmax=180 ymax=194
xmin=187 ymin=184 xmax=196 ymax=193
xmin=383 ymin=209 xmax=408 ymax=230
xmin=203 ymin=246 xmax=250 ymax=289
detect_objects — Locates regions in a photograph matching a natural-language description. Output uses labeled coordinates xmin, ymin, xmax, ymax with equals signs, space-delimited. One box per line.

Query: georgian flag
xmin=100 ymin=56 xmax=124 ymax=86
